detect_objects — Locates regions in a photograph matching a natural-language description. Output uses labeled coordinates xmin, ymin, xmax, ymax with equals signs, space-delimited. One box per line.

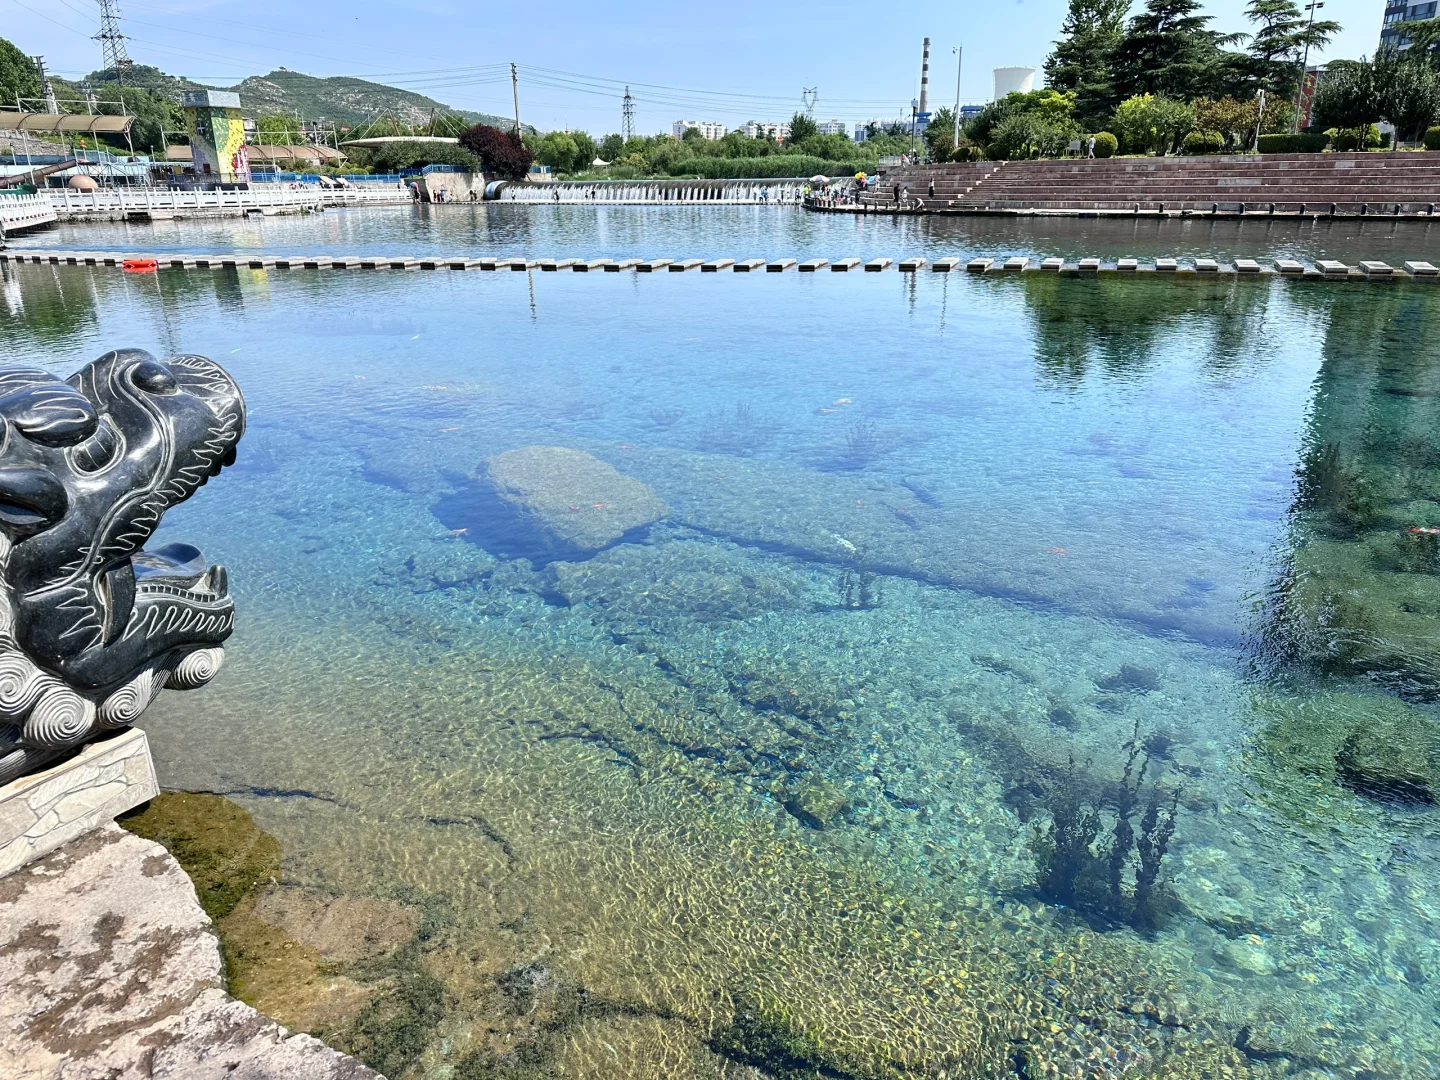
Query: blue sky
xmin=5 ymin=0 xmax=1390 ymax=134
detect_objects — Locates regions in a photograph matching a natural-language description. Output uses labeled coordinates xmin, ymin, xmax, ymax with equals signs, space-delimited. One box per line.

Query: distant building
xmin=1381 ymin=0 xmax=1437 ymax=49
xmin=742 ymin=121 xmax=790 ymax=141
xmin=814 ymin=120 xmax=847 ymax=136
xmin=672 ymin=120 xmax=727 ymax=140
xmin=993 ymin=67 xmax=1036 ymax=99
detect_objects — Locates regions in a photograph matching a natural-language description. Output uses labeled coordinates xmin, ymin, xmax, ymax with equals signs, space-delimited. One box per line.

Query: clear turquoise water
xmin=12 ymin=202 xmax=1440 ymax=264
xmin=4 ymin=244 xmax=1440 ymax=1078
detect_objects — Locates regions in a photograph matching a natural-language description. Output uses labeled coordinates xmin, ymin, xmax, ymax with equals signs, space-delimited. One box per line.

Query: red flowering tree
xmin=459 ymin=124 xmax=533 ymax=180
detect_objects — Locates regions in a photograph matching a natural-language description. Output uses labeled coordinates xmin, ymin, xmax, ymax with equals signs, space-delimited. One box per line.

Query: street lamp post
xmin=952 ymin=46 xmax=963 ymax=150
xmin=910 ymin=98 xmax=919 ymax=158
xmin=1292 ymin=2 xmax=1323 ymax=133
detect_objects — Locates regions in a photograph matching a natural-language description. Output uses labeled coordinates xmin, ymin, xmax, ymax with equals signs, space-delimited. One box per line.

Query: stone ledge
xmin=0 ymin=822 xmax=381 ymax=1079
xmin=0 ymin=728 xmax=158 ymax=879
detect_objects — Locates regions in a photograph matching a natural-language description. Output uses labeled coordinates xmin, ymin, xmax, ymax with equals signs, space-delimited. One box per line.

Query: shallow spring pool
xmin=4 ymin=258 xmax=1440 ymax=1079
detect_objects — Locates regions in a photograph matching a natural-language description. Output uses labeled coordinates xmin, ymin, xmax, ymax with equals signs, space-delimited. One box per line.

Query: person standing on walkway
xmin=1087 ymin=136 xmax=1096 ymax=159
xmin=928 ymin=178 xmax=935 ymax=202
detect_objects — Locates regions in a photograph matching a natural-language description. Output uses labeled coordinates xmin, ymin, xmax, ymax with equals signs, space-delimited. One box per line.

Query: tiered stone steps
xmin=856 ymin=162 xmax=1002 ymax=211
xmin=949 ymin=152 xmax=1440 ymax=214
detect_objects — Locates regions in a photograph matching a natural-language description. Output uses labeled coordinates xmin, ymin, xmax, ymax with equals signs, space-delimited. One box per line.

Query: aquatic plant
xmin=646 ymin=406 xmax=685 ymax=428
xmin=835 ymin=544 xmax=881 ymax=610
xmin=828 ymin=419 xmax=888 ymax=472
xmin=1029 ymin=724 xmax=1179 ymax=933
xmin=697 ymin=401 xmax=779 ymax=456
xmin=1295 ymin=441 xmax=1386 ymax=536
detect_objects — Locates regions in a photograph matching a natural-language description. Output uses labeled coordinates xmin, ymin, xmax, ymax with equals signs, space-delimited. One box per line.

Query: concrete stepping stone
xmin=702 ymin=259 xmax=735 ymax=271
xmin=1317 ymin=260 xmax=1350 ymax=275
xmin=1077 ymin=257 xmax=1100 ymax=271
xmin=637 ymin=259 xmax=672 ymax=272
xmin=734 ymin=259 xmax=766 ymax=271
xmin=669 ymin=259 xmax=703 ymax=271
xmin=1002 ymin=256 xmax=1029 ymax=271
xmin=608 ymin=258 xmax=640 ymax=271
xmin=1195 ymin=258 xmax=1219 ymax=272
xmin=1360 ymin=260 xmax=1394 ymax=275
xmin=799 ymin=259 xmax=829 ymax=271
xmin=830 ymin=258 xmax=861 ymax=271
xmin=966 ymin=257 xmax=993 ymax=272
xmin=1040 ymin=257 xmax=1064 ymax=272
xmin=1235 ymin=258 xmax=1261 ymax=273
xmin=931 ymin=257 xmax=962 ymax=271
xmin=864 ymin=258 xmax=893 ymax=271
xmin=767 ymin=258 xmax=797 ymax=272
xmin=1117 ymin=257 xmax=1138 ymax=271
xmin=1405 ymin=261 xmax=1438 ymax=275
xmin=1274 ymin=259 xmax=1304 ymax=274
xmin=577 ymin=259 xmax=612 ymax=271
xmin=898 ymin=258 xmax=926 ymax=272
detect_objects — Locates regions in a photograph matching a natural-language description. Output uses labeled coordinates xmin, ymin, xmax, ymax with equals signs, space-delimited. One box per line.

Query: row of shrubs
xmin=940 ymin=131 xmax=1121 ymax=162
xmin=687 ymin=155 xmax=871 ymax=180
xmin=937 ymin=126 xmax=1440 ymax=162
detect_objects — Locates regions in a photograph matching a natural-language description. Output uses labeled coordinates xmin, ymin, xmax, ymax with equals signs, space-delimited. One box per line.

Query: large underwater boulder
xmin=485 ymin=446 xmax=668 ymax=554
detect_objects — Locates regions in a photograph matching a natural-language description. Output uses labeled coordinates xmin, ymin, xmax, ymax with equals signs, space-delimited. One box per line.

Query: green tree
xmin=1245 ymin=0 xmax=1341 ymax=98
xmin=1045 ymin=0 xmax=1130 ymax=124
xmin=1112 ymin=93 xmax=1195 ymax=153
xmin=1111 ymin=0 xmax=1241 ymax=102
xmin=0 ymin=36 xmax=41 ymax=107
xmin=1374 ymin=49 xmax=1440 ymax=145
xmin=924 ymin=105 xmax=957 ymax=158
xmin=786 ymin=111 xmax=818 ymax=145
xmin=571 ymin=130 xmax=598 ymax=168
xmin=599 ymin=133 xmax=624 ymax=160
xmin=533 ymin=131 xmax=581 ymax=173
xmin=1311 ymin=58 xmax=1380 ymax=132
xmin=1195 ymin=94 xmax=1261 ymax=148
xmin=256 ymin=113 xmax=305 ymax=143
xmin=93 ymin=85 xmax=183 ymax=154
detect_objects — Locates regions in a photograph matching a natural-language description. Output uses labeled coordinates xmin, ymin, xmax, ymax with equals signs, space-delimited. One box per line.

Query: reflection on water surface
xmin=4 ymin=259 xmax=1440 ymax=1079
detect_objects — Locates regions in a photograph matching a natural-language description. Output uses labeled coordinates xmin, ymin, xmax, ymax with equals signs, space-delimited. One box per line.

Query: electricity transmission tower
xmin=95 ymin=0 xmax=134 ymax=79
xmin=621 ymin=86 xmax=635 ymax=141
xmin=802 ymin=87 xmax=817 ymax=118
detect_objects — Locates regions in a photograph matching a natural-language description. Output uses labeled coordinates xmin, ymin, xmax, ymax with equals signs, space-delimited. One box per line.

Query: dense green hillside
xmin=85 ymin=65 xmax=521 ymax=132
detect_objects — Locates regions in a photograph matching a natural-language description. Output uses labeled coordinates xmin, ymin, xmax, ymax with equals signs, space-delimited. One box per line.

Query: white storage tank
xmin=993 ymin=67 xmax=1036 ymax=99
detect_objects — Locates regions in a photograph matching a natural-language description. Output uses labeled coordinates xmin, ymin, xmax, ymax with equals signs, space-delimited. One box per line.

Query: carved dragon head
xmin=0 ymin=349 xmax=244 ymax=784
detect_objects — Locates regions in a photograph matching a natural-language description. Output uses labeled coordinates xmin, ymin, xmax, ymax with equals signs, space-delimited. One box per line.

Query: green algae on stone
xmin=486 ymin=446 xmax=668 ymax=553
xmin=119 ymin=791 xmax=281 ymax=921
xmin=1253 ymin=690 xmax=1440 ymax=804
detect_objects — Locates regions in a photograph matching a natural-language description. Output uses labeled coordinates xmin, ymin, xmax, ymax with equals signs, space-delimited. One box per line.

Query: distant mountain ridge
xmin=86 ymin=64 xmax=524 ymax=133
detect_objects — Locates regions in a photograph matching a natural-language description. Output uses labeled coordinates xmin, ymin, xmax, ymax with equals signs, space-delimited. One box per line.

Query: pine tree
xmin=1044 ymin=0 xmax=1130 ymax=125
xmin=1245 ymin=0 xmax=1341 ymax=97
xmin=1111 ymin=0 xmax=1242 ymax=102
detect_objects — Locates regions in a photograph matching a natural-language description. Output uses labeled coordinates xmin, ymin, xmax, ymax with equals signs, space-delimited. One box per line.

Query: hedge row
xmin=686 ymin=156 xmax=871 ymax=179
xmin=1256 ymin=133 xmax=1330 ymax=153
xmin=1427 ymin=127 xmax=1440 ymax=151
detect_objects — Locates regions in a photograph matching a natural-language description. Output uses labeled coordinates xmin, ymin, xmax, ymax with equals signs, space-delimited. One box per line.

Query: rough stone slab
xmin=0 ymin=823 xmax=379 ymax=1079
xmin=0 ymin=729 xmax=157 ymax=880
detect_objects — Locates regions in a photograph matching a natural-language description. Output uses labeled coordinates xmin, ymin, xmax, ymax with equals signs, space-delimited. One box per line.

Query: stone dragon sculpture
xmin=0 ymin=349 xmax=244 ymax=785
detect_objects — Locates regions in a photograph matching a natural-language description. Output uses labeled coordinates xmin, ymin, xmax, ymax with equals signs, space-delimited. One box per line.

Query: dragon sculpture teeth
xmin=0 ymin=349 xmax=245 ymax=786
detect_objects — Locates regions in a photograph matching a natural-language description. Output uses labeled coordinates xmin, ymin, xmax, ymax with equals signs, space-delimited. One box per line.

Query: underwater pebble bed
xmin=3 ymin=257 xmax=1440 ymax=1078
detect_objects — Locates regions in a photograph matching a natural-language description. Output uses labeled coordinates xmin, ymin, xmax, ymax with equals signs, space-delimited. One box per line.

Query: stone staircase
xmin=856 ymin=162 xmax=1002 ymax=211
xmin=947 ymin=152 xmax=1440 ymax=213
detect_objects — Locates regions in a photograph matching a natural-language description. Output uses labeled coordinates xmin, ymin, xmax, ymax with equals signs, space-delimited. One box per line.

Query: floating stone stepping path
xmin=1 ymin=249 xmax=1434 ymax=281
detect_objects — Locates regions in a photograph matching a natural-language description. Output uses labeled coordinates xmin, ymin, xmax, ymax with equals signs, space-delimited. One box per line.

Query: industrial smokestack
xmin=919 ymin=38 xmax=930 ymax=114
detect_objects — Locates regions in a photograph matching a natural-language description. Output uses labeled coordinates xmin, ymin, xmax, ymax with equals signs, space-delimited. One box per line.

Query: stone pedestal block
xmin=0 ymin=727 xmax=158 ymax=879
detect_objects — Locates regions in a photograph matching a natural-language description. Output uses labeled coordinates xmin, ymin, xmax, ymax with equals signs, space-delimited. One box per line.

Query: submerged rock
xmin=486 ymin=446 xmax=668 ymax=554
xmin=780 ymin=776 xmax=851 ymax=829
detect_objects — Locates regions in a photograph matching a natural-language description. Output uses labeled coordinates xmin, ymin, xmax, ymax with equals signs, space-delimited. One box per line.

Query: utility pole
xmin=622 ymin=86 xmax=635 ymax=141
xmin=33 ymin=56 xmax=59 ymax=113
xmin=1291 ymin=1 xmax=1323 ymax=133
xmin=952 ymin=46 xmax=963 ymax=148
xmin=510 ymin=63 xmax=522 ymax=137
xmin=94 ymin=0 xmax=134 ymax=86
xmin=802 ymin=87 xmax=817 ymax=118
